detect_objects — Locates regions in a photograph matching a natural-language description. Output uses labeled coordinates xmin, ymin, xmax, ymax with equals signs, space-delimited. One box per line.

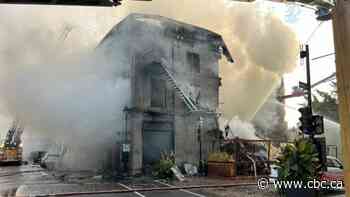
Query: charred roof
xmin=100 ymin=13 xmax=234 ymax=63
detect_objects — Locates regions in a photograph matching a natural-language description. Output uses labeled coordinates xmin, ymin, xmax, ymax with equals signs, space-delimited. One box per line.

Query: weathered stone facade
xmin=98 ymin=14 xmax=233 ymax=174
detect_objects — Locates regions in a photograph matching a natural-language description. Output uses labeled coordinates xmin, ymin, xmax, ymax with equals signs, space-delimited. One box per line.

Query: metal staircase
xmin=160 ymin=58 xmax=198 ymax=112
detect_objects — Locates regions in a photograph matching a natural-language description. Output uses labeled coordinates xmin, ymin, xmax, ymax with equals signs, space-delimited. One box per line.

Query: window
xmin=151 ymin=77 xmax=166 ymax=108
xmin=327 ymin=159 xmax=335 ymax=167
xmin=187 ymin=52 xmax=200 ymax=73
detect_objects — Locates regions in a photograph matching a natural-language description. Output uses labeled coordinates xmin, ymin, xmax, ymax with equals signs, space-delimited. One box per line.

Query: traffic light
xmin=300 ymin=50 xmax=308 ymax=58
xmin=298 ymin=107 xmax=314 ymax=135
xmin=298 ymin=107 xmax=325 ymax=135
xmin=313 ymin=115 xmax=324 ymax=135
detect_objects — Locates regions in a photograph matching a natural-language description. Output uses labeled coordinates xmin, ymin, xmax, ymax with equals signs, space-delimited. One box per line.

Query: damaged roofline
xmin=221 ymin=41 xmax=234 ymax=63
xmin=97 ymin=13 xmax=235 ymax=64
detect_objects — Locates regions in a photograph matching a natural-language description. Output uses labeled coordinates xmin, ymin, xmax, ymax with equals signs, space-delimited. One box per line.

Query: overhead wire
xmin=306 ymin=21 xmax=325 ymax=43
xmin=312 ymin=52 xmax=335 ymax=60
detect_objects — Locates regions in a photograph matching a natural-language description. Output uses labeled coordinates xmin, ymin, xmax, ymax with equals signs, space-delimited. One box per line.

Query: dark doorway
xmin=143 ymin=121 xmax=174 ymax=166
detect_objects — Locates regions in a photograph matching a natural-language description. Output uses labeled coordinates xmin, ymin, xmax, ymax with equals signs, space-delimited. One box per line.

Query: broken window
xmin=187 ymin=52 xmax=200 ymax=73
xmin=151 ymin=77 xmax=167 ymax=108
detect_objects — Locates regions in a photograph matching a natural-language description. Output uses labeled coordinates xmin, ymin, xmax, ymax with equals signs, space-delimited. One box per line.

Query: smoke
xmin=228 ymin=117 xmax=258 ymax=140
xmin=0 ymin=7 xmax=131 ymax=169
xmin=1 ymin=54 xmax=130 ymax=169
xmin=253 ymin=91 xmax=289 ymax=141
xmin=122 ymin=0 xmax=299 ymax=139
xmin=118 ymin=0 xmax=299 ymax=121
xmin=219 ymin=116 xmax=258 ymax=140
xmin=0 ymin=0 xmax=299 ymax=169
xmin=253 ymin=98 xmax=281 ymax=134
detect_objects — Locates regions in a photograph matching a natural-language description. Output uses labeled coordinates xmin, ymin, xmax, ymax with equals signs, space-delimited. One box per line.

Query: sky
xmin=0 ymin=1 xmax=336 ymax=137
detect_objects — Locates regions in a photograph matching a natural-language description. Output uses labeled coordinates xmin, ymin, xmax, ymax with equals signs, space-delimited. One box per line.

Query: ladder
xmin=160 ymin=58 xmax=198 ymax=112
xmin=4 ymin=120 xmax=23 ymax=147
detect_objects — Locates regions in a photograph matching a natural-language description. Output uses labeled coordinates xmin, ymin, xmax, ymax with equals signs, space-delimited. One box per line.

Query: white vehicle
xmin=326 ymin=156 xmax=343 ymax=173
xmin=40 ymin=143 xmax=66 ymax=170
xmin=40 ymin=153 xmax=61 ymax=170
xmin=318 ymin=156 xmax=344 ymax=191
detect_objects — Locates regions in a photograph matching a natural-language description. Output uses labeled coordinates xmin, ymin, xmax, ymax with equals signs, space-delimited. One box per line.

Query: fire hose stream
xmin=17 ymin=182 xmax=257 ymax=197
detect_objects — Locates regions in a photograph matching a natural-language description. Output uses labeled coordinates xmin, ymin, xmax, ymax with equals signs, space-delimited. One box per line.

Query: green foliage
xmin=153 ymin=151 xmax=175 ymax=179
xmin=276 ymin=138 xmax=319 ymax=182
xmin=207 ymin=128 xmax=224 ymax=140
xmin=207 ymin=128 xmax=224 ymax=152
xmin=208 ymin=152 xmax=233 ymax=162
xmin=221 ymin=143 xmax=236 ymax=155
xmin=312 ymin=82 xmax=339 ymax=122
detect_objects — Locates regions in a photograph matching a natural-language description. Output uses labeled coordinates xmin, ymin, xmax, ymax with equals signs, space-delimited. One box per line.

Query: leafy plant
xmin=276 ymin=138 xmax=319 ymax=182
xmin=199 ymin=160 xmax=208 ymax=176
xmin=208 ymin=152 xmax=233 ymax=162
xmin=153 ymin=151 xmax=175 ymax=179
xmin=207 ymin=128 xmax=224 ymax=140
xmin=207 ymin=128 xmax=224 ymax=152
xmin=312 ymin=85 xmax=339 ymax=122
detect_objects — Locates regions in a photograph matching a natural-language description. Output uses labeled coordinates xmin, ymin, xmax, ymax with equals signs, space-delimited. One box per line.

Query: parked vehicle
xmin=40 ymin=143 xmax=66 ymax=170
xmin=29 ymin=151 xmax=47 ymax=164
xmin=326 ymin=156 xmax=343 ymax=173
xmin=319 ymin=156 xmax=344 ymax=191
xmin=40 ymin=153 xmax=61 ymax=170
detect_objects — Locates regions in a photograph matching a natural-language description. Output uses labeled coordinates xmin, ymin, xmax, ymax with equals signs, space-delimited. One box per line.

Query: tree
xmin=312 ymin=81 xmax=339 ymax=122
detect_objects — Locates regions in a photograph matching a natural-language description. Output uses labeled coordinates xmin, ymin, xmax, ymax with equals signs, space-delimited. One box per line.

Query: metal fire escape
xmin=160 ymin=58 xmax=199 ymax=112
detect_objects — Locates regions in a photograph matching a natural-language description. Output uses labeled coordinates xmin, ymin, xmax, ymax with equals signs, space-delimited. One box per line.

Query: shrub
xmin=276 ymin=138 xmax=319 ymax=182
xmin=208 ymin=152 xmax=233 ymax=162
xmin=153 ymin=151 xmax=175 ymax=179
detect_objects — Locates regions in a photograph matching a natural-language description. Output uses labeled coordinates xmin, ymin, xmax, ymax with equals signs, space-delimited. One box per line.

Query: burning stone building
xmin=97 ymin=14 xmax=233 ymax=174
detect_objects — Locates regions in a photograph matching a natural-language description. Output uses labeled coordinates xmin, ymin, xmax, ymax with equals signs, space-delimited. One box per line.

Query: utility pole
xmin=305 ymin=45 xmax=313 ymax=116
xmin=299 ymin=45 xmax=314 ymax=137
xmin=299 ymin=45 xmax=327 ymax=171
xmin=332 ymin=0 xmax=350 ymax=194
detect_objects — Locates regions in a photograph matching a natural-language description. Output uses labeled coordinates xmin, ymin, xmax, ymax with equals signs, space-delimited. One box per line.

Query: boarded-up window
xmin=187 ymin=52 xmax=200 ymax=73
xmin=151 ymin=77 xmax=166 ymax=108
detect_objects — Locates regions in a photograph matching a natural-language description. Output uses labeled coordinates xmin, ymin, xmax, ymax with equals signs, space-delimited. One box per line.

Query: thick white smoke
xmin=119 ymin=0 xmax=299 ymax=139
xmin=117 ymin=0 xmax=299 ymax=121
xmin=123 ymin=0 xmax=299 ymax=140
xmin=219 ymin=116 xmax=258 ymax=140
xmin=0 ymin=0 xmax=299 ymax=169
xmin=0 ymin=7 xmax=131 ymax=169
xmin=1 ymin=55 xmax=130 ymax=169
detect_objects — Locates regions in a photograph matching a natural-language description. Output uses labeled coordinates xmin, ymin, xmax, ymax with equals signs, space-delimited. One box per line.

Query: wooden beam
xmin=332 ymin=0 xmax=350 ymax=195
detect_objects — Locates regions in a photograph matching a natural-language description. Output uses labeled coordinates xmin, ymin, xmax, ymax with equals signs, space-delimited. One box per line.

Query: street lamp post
xmin=299 ymin=45 xmax=327 ymax=171
xmin=198 ymin=116 xmax=204 ymax=173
